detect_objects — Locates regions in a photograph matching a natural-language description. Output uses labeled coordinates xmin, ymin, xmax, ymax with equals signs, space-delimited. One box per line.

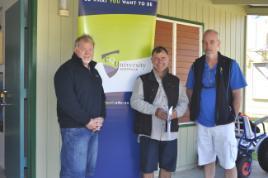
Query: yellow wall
xmin=36 ymin=0 xmax=78 ymax=177
xmin=35 ymin=0 xmax=246 ymax=177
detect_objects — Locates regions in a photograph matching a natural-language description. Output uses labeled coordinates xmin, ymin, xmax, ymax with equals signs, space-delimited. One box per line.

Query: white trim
xmin=157 ymin=17 xmax=202 ymax=28
xmin=156 ymin=17 xmax=175 ymax=23
xmin=199 ymin=27 xmax=203 ymax=56
xmin=172 ymin=23 xmax=177 ymax=75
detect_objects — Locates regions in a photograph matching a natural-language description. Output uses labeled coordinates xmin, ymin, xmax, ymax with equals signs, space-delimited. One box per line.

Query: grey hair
xmin=203 ymin=29 xmax=219 ymax=39
xmin=74 ymin=34 xmax=95 ymax=48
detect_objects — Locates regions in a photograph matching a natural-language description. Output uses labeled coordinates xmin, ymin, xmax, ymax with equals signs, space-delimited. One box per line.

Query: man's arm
xmin=232 ymin=89 xmax=242 ymax=116
xmin=186 ymin=88 xmax=193 ymax=102
xmin=173 ymin=87 xmax=189 ymax=119
xmin=186 ymin=64 xmax=194 ymax=102
xmin=54 ymin=66 xmax=90 ymax=126
xmin=100 ymin=86 xmax=106 ymax=118
xmin=130 ymin=78 xmax=167 ymax=119
xmin=229 ymin=61 xmax=247 ymax=116
xmin=130 ymin=78 xmax=158 ymax=115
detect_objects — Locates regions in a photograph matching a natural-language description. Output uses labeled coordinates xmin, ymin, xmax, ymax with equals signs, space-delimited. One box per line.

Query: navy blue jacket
xmin=54 ymin=53 xmax=106 ymax=128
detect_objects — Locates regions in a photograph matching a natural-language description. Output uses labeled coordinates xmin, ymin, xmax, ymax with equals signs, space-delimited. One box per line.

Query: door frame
xmin=27 ymin=0 xmax=37 ymax=177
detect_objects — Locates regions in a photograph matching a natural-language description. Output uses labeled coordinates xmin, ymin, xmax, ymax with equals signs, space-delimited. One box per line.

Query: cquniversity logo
xmin=100 ymin=50 xmax=148 ymax=78
xmin=101 ymin=50 xmax=120 ymax=78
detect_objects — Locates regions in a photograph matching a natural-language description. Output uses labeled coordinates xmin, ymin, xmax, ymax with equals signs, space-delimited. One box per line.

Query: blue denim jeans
xmin=60 ymin=128 xmax=98 ymax=178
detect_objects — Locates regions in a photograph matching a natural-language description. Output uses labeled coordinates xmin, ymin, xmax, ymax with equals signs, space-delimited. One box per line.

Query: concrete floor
xmin=1 ymin=161 xmax=267 ymax=178
xmin=0 ymin=167 xmax=5 ymax=178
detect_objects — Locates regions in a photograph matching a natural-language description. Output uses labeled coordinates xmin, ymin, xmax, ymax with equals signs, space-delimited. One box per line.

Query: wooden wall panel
xmin=176 ymin=24 xmax=199 ymax=84
xmin=177 ymin=24 xmax=200 ymax=123
xmin=154 ymin=20 xmax=173 ymax=70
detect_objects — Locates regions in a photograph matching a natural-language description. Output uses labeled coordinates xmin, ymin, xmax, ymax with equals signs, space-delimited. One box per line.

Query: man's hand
xmin=86 ymin=119 xmax=98 ymax=131
xmin=94 ymin=117 xmax=104 ymax=131
xmin=171 ymin=109 xmax=177 ymax=120
xmin=86 ymin=117 xmax=104 ymax=132
xmin=155 ymin=108 xmax=167 ymax=120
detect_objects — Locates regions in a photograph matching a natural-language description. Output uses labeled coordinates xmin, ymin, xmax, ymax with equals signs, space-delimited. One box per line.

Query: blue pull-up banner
xmin=78 ymin=0 xmax=158 ymax=177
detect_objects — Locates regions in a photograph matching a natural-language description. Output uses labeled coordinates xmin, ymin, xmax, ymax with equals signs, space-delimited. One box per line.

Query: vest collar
xmin=149 ymin=69 xmax=169 ymax=81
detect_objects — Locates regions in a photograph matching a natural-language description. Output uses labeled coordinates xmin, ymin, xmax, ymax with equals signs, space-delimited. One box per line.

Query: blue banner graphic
xmin=79 ymin=0 xmax=157 ymax=16
xmin=78 ymin=1 xmax=158 ymax=177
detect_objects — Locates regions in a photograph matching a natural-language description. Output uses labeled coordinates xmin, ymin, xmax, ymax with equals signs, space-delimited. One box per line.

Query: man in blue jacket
xmin=54 ymin=34 xmax=106 ymax=178
xmin=186 ymin=29 xmax=247 ymax=178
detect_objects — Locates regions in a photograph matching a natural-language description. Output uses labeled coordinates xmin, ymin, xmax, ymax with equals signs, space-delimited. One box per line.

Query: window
xmin=154 ymin=17 xmax=203 ymax=123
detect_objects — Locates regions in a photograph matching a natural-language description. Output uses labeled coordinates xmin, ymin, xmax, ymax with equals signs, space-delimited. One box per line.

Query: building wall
xmin=177 ymin=125 xmax=197 ymax=171
xmin=35 ymin=0 xmax=246 ymax=177
xmin=36 ymin=0 xmax=78 ymax=177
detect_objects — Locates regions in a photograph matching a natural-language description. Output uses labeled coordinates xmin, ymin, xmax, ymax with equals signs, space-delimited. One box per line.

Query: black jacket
xmin=134 ymin=70 xmax=180 ymax=136
xmin=190 ymin=52 xmax=235 ymax=125
xmin=54 ymin=53 xmax=106 ymax=128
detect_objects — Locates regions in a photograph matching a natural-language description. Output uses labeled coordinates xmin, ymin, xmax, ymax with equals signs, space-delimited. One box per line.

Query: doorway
xmin=0 ymin=0 xmax=36 ymax=178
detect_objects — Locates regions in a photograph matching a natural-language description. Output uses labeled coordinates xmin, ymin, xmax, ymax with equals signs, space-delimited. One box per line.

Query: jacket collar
xmin=72 ymin=52 xmax=97 ymax=69
xmin=202 ymin=51 xmax=224 ymax=62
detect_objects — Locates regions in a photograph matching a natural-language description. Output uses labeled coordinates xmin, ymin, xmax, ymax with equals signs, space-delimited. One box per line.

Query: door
xmin=4 ymin=1 xmax=25 ymax=178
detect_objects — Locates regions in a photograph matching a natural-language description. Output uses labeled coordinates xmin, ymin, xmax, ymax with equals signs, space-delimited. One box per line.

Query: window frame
xmin=155 ymin=15 xmax=204 ymax=125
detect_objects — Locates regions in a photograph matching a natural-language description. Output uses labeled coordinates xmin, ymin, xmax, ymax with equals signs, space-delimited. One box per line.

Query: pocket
xmin=229 ymin=141 xmax=238 ymax=162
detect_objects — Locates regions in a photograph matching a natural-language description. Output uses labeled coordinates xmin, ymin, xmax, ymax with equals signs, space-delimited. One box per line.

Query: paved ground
xmin=0 ymin=167 xmax=5 ymax=178
xmin=1 ymin=123 xmax=267 ymax=178
xmin=171 ymin=161 xmax=268 ymax=178
xmin=1 ymin=161 xmax=267 ymax=178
